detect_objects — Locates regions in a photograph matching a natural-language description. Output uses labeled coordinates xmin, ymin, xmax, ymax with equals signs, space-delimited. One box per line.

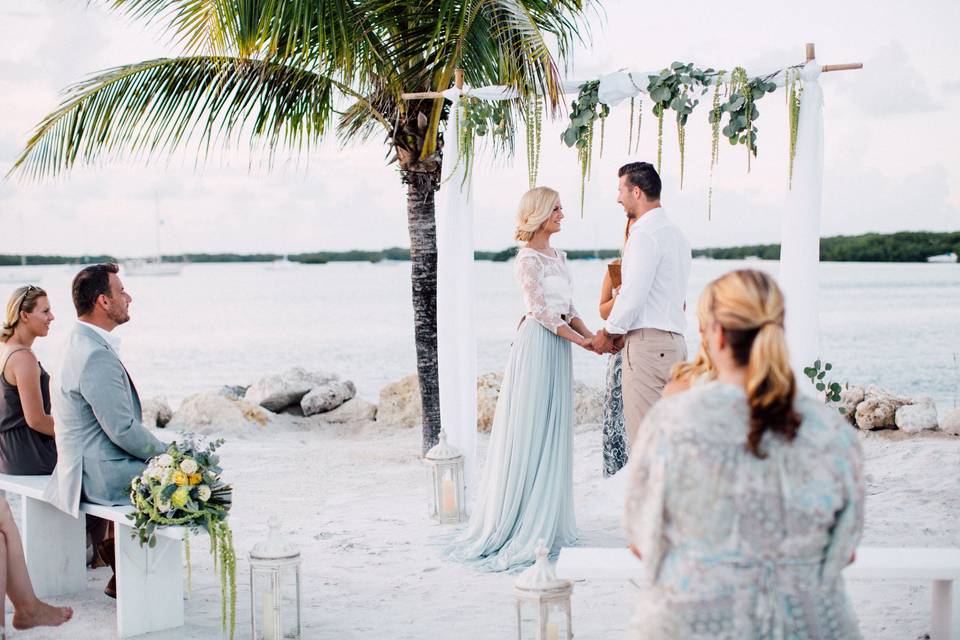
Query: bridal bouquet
xmin=129 ymin=436 xmax=236 ymax=638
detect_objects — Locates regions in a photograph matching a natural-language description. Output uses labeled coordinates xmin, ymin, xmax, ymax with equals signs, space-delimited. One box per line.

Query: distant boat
xmin=927 ymin=252 xmax=958 ymax=264
xmin=123 ymin=257 xmax=184 ymax=277
xmin=267 ymin=255 xmax=298 ymax=270
xmin=744 ymin=255 xmax=761 ymax=261
xmin=0 ymin=214 xmax=41 ymax=285
xmin=123 ymin=193 xmax=186 ymax=277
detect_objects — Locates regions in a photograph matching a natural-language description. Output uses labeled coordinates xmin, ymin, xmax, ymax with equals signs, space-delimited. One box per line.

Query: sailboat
xmin=123 ymin=195 xmax=185 ymax=277
xmin=0 ymin=213 xmax=42 ymax=285
xmin=267 ymin=254 xmax=298 ymax=270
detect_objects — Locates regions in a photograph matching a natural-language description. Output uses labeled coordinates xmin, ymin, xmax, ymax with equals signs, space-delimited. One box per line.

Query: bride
xmin=448 ymin=186 xmax=599 ymax=572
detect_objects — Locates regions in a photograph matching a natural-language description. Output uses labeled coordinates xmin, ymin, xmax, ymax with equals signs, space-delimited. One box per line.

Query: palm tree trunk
xmin=404 ymin=170 xmax=442 ymax=454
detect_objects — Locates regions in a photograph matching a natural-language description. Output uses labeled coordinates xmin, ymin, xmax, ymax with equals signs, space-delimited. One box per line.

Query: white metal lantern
xmin=249 ymin=517 xmax=302 ymax=640
xmin=424 ymin=429 xmax=465 ymax=523
xmin=514 ymin=540 xmax=573 ymax=640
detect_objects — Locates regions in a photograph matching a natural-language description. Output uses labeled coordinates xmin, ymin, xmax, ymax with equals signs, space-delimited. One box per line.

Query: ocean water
xmin=3 ymin=259 xmax=958 ymax=414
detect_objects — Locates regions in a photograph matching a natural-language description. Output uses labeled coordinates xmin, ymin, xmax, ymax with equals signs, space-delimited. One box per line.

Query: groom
xmin=45 ymin=263 xmax=165 ymax=597
xmin=591 ymin=162 xmax=692 ymax=450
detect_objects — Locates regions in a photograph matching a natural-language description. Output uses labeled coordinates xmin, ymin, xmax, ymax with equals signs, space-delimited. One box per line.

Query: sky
xmin=0 ymin=0 xmax=958 ymax=257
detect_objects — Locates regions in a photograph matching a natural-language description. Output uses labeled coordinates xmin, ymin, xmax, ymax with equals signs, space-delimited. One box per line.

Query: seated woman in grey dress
xmin=0 ymin=286 xmax=58 ymax=475
xmin=624 ymin=269 xmax=864 ymax=639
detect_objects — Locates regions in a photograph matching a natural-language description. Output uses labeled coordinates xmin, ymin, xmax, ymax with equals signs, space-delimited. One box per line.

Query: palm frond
xmin=9 ymin=56 xmax=356 ymax=180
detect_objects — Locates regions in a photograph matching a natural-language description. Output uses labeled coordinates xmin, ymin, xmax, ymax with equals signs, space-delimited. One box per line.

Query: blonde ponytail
xmin=704 ymin=270 xmax=800 ymax=458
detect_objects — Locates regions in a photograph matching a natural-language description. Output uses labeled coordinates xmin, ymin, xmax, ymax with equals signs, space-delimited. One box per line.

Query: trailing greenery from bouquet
xmin=646 ymin=63 xmax=719 ymax=183
xmin=455 ymin=96 xmax=510 ymax=191
xmin=129 ymin=437 xmax=236 ymax=639
xmin=627 ymin=96 xmax=643 ymax=155
xmin=525 ymin=94 xmax=543 ymax=188
xmin=803 ymin=359 xmax=845 ymax=414
xmin=786 ymin=68 xmax=803 ymax=188
xmin=561 ymin=80 xmax=609 ymax=214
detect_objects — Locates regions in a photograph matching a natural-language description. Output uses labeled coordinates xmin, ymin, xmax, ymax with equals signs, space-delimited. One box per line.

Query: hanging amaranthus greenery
xmin=525 ymin=94 xmax=543 ymax=188
xmin=452 ymin=96 xmax=510 ymax=191
xmin=707 ymin=72 xmax=726 ymax=219
xmin=634 ymin=97 xmax=643 ymax=154
xmin=627 ymin=97 xmax=635 ymax=154
xmin=561 ymin=80 xmax=609 ymax=214
xmin=787 ymin=69 xmax=803 ymax=188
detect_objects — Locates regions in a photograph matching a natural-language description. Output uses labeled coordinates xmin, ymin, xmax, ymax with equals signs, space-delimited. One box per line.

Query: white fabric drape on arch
xmin=436 ymin=85 xmax=517 ymax=492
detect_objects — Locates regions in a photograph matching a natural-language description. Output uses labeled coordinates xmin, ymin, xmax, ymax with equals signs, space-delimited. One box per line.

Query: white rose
xmin=157 ymin=454 xmax=174 ymax=467
xmin=180 ymin=458 xmax=199 ymax=474
xmin=197 ymin=485 xmax=212 ymax=502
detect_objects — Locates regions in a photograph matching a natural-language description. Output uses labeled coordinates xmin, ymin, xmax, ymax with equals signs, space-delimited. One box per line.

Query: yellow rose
xmin=171 ymin=487 xmax=190 ymax=508
xmin=188 ymin=473 xmax=203 ymax=486
xmin=172 ymin=471 xmax=189 ymax=486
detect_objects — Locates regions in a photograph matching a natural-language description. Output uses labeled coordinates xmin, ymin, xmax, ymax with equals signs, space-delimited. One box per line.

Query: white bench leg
xmin=20 ymin=497 xmax=85 ymax=598
xmin=115 ymin=523 xmax=184 ymax=638
xmin=931 ymin=579 xmax=957 ymax=640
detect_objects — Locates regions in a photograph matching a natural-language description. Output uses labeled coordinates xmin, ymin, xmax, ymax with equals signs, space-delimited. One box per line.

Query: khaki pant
xmin=621 ymin=328 xmax=688 ymax=451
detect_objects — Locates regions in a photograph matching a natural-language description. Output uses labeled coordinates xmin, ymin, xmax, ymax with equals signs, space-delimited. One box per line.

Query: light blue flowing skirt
xmin=447 ymin=319 xmax=577 ymax=572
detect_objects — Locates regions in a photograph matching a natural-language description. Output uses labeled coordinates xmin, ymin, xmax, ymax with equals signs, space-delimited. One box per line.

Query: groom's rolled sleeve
xmin=605 ymin=233 xmax=659 ymax=335
xmin=80 ymin=349 xmax=164 ymax=461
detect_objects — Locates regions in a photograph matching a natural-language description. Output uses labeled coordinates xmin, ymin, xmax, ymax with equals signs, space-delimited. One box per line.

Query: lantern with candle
xmin=424 ymin=429 xmax=465 ymax=524
xmin=514 ymin=540 xmax=573 ymax=640
xmin=249 ymin=517 xmax=302 ymax=640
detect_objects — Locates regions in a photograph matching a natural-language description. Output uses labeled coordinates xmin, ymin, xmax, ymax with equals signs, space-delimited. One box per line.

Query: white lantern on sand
xmin=425 ymin=429 xmax=465 ymax=523
xmin=249 ymin=517 xmax=302 ymax=640
xmin=514 ymin=541 xmax=573 ymax=640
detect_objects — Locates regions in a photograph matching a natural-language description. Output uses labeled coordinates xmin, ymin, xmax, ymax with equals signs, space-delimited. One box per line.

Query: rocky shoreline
xmin=141 ymin=367 xmax=959 ymax=439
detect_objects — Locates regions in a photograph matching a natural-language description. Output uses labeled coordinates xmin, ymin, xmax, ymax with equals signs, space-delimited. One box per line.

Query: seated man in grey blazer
xmin=45 ymin=263 xmax=164 ymax=598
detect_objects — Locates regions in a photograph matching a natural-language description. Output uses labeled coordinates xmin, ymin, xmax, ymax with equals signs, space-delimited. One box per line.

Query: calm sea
xmin=3 ymin=259 xmax=958 ymax=415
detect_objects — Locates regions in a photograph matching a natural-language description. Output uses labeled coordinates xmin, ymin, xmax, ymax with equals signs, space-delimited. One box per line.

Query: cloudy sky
xmin=0 ymin=0 xmax=957 ymax=257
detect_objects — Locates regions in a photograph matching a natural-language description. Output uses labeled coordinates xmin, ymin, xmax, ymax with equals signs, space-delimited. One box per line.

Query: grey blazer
xmin=45 ymin=323 xmax=164 ymax=516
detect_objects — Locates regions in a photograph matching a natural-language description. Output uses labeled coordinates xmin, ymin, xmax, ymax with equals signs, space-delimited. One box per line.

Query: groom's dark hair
xmin=618 ymin=162 xmax=661 ymax=200
xmin=72 ymin=263 xmax=120 ymax=316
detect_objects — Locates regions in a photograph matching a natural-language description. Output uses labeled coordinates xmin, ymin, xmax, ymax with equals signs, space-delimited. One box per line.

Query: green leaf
xmin=816 ymin=382 xmax=826 ymax=392
xmin=817 ymin=371 xmax=826 ymax=380
xmin=814 ymin=359 xmax=822 ymax=369
xmin=825 ymin=363 xmax=833 ymax=371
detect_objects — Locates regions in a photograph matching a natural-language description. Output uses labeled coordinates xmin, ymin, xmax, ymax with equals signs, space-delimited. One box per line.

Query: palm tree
xmin=9 ymin=0 xmax=591 ymax=453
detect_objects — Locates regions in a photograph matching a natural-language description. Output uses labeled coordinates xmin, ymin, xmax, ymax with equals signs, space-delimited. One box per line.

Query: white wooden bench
xmin=0 ymin=473 xmax=187 ymax=638
xmin=556 ymin=546 xmax=960 ymax=640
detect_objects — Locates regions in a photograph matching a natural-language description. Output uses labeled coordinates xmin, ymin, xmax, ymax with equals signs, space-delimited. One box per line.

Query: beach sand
xmin=7 ymin=415 xmax=958 ymax=639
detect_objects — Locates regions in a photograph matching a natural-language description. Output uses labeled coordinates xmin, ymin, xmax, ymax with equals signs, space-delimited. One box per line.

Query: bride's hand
xmin=577 ymin=336 xmax=598 ymax=353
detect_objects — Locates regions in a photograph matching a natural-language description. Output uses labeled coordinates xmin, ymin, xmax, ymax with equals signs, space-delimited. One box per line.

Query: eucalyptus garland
xmin=707 ymin=72 xmax=725 ymax=219
xmin=719 ymin=67 xmax=777 ymax=172
xmin=449 ymin=95 xmax=510 ymax=191
xmin=561 ymin=80 xmax=609 ymax=213
xmin=646 ymin=62 xmax=718 ymax=185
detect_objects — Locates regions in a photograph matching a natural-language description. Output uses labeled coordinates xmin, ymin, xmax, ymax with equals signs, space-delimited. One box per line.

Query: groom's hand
xmin=591 ymin=329 xmax=615 ymax=354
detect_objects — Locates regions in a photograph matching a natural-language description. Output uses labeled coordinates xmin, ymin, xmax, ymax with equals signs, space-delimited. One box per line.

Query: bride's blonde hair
xmin=515 ymin=187 xmax=560 ymax=242
xmin=702 ymin=269 xmax=800 ymax=459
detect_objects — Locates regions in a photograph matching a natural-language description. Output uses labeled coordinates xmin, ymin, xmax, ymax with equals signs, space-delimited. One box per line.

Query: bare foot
xmin=11 ymin=600 xmax=73 ymax=630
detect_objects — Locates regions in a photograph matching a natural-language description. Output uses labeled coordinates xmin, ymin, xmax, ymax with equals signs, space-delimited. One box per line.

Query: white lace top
xmin=514 ymin=247 xmax=580 ymax=334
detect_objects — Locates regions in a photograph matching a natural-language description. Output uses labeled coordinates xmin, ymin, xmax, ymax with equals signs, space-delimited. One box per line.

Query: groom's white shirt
xmin=604 ymin=207 xmax=691 ymax=336
xmin=77 ymin=320 xmax=122 ymax=356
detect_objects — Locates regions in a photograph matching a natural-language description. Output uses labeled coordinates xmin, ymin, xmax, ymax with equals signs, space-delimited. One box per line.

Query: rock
xmin=317 ymin=397 xmax=377 ymax=423
xmin=476 ymin=373 xmax=503 ymax=432
xmin=829 ymin=385 xmax=864 ymax=424
xmin=301 ymin=381 xmax=357 ymax=416
xmin=573 ymin=381 xmax=604 ymax=426
xmin=217 ymin=385 xmax=249 ymax=400
xmin=895 ymin=400 xmax=939 ymax=433
xmin=141 ymin=396 xmax=173 ymax=429
xmin=244 ymin=367 xmax=338 ymax=411
xmin=168 ymin=391 xmax=271 ymax=435
xmin=855 ymin=385 xmax=913 ymax=431
xmin=941 ymin=408 xmax=960 ymax=436
xmin=378 ymin=374 xmax=422 ymax=428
